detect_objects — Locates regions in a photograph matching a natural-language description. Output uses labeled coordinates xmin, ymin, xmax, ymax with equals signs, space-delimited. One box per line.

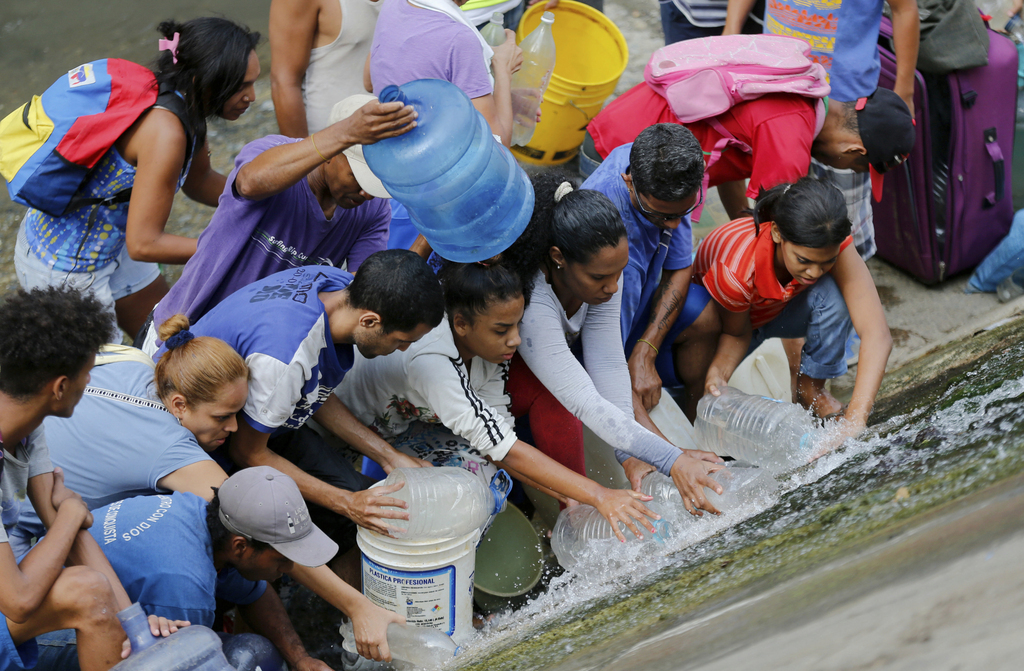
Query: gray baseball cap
xmin=218 ymin=466 xmax=338 ymax=566
xmin=328 ymin=94 xmax=392 ymax=199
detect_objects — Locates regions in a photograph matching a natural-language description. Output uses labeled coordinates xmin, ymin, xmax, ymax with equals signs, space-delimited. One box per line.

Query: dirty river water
xmin=446 ymin=321 xmax=1024 ymax=670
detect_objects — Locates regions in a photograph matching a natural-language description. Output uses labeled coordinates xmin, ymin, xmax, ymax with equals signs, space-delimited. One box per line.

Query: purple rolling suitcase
xmin=873 ymin=17 xmax=1016 ymax=284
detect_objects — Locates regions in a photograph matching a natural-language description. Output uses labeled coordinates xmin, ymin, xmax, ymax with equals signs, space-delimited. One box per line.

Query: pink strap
xmin=159 ymin=32 xmax=180 ymax=64
xmin=691 ymin=119 xmax=752 ymax=223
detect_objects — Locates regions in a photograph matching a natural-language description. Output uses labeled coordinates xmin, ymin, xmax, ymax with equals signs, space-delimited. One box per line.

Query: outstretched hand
xmin=341 ymin=100 xmax=418 ymax=146
xmin=337 ymin=481 xmax=410 ymax=536
xmin=350 ymin=601 xmax=405 ymax=662
xmin=669 ymin=454 xmax=724 ymax=517
xmin=592 ymin=487 xmax=659 ymax=542
xmin=121 ymin=616 xmax=191 ymax=658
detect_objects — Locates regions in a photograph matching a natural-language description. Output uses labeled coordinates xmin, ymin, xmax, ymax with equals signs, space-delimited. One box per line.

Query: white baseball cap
xmin=328 ymin=94 xmax=391 ymax=199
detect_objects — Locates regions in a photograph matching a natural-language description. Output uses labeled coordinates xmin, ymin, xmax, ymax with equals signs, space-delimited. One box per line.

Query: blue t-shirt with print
xmin=580 ymin=144 xmax=694 ymax=343
xmin=89 ymin=492 xmax=266 ymax=628
xmin=161 ymin=265 xmax=355 ymax=434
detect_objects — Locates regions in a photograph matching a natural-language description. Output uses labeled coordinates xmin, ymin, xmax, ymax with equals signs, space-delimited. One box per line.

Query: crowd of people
xmin=0 ymin=0 xmax=922 ymax=669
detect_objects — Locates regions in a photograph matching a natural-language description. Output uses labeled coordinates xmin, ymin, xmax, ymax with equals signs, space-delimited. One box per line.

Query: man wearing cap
xmin=139 ymin=94 xmax=417 ymax=355
xmin=53 ymin=467 xmax=405 ymax=667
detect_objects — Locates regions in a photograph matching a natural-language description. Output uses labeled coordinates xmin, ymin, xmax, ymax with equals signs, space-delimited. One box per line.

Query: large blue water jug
xmin=363 ymin=79 xmax=535 ymax=263
xmin=112 ymin=603 xmax=234 ymax=671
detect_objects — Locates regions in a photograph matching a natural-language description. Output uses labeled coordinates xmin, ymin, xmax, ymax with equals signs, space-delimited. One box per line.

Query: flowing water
xmin=450 ymin=330 xmax=1024 ymax=670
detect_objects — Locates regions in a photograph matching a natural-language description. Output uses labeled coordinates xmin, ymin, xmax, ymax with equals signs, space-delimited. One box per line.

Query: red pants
xmin=507 ymin=353 xmax=586 ymax=476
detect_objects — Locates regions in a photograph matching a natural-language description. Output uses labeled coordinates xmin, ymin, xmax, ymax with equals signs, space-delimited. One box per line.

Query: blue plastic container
xmin=113 ymin=603 xmax=234 ymax=671
xmin=363 ymin=79 xmax=535 ymax=262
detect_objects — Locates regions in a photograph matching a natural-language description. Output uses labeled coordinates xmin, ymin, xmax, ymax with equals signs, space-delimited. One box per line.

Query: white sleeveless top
xmin=303 ymin=0 xmax=382 ymax=133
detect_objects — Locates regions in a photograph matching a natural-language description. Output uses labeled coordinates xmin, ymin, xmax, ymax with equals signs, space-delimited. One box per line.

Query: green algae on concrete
xmin=457 ymin=316 xmax=1024 ymax=671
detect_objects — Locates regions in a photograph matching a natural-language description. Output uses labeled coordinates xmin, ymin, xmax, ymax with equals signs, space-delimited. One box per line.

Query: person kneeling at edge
xmin=153 ymin=251 xmax=445 ymax=584
xmin=0 ymin=287 xmax=181 ymax=671
xmin=36 ymin=467 xmax=404 ymax=668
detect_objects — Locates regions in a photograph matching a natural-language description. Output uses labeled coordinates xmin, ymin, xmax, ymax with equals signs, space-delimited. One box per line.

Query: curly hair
xmin=0 ymin=287 xmax=110 ymax=399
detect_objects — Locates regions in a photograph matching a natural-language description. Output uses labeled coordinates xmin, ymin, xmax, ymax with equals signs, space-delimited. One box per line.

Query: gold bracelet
xmin=309 ymin=133 xmax=329 ymax=163
xmin=637 ymin=338 xmax=659 ymax=355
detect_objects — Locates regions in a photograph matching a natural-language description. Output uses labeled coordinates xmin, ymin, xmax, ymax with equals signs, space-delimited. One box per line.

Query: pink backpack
xmin=643 ymin=35 xmax=830 ymax=221
xmin=644 ymin=34 xmax=830 ymax=122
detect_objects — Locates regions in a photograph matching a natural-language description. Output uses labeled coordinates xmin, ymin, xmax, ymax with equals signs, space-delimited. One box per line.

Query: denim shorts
xmin=15 ymin=217 xmax=160 ymax=341
xmin=0 ymin=617 xmax=39 ymax=671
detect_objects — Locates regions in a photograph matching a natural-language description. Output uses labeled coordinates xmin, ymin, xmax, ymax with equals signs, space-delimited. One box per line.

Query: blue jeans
xmin=659 ymin=0 xmax=765 ymax=46
xmin=35 ymin=629 xmax=77 ymax=671
xmin=750 ymin=274 xmax=853 ymax=380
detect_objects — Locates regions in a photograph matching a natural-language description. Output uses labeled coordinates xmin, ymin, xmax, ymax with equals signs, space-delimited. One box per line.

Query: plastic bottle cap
xmin=541 ymin=11 xmax=555 ymax=23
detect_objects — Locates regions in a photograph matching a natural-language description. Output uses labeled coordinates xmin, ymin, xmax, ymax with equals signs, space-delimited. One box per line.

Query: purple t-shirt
xmin=154 ymin=135 xmax=390 ymax=331
xmin=370 ymin=0 xmax=492 ymax=99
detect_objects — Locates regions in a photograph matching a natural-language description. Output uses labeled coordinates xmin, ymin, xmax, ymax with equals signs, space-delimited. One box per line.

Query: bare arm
xmin=270 ymin=0 xmax=318 ymax=138
xmin=627 ymin=266 xmax=693 ymax=410
xmin=831 ymin=246 xmax=892 ymax=431
xmin=229 ymin=418 xmax=410 ymax=536
xmin=496 ymin=441 xmax=658 ymax=540
xmin=180 ymin=140 xmax=226 ymax=206
xmin=409 ymin=234 xmax=433 ymax=260
xmin=27 ymin=471 xmax=132 ymax=611
xmin=234 ymin=100 xmax=417 ymax=200
xmin=155 ymin=461 xmax=229 ymax=502
xmin=723 ymin=0 xmax=759 ymax=35
xmin=364 ymin=52 xmax=373 ymax=94
xmin=0 ymin=469 xmax=91 ymax=622
xmin=704 ymin=304 xmax=754 ymax=395
xmin=289 ymin=564 xmax=404 ymax=662
xmin=474 ymin=30 xmax=522 ymax=147
xmin=313 ymin=394 xmax=426 ymax=472
xmin=119 ymin=108 xmax=198 ymax=264
xmin=237 ymin=587 xmax=330 ymax=670
xmin=888 ymin=0 xmax=921 ymax=116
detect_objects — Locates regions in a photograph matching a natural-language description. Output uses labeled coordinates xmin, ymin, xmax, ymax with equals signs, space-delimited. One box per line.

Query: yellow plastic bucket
xmin=512 ymin=1 xmax=628 ymax=165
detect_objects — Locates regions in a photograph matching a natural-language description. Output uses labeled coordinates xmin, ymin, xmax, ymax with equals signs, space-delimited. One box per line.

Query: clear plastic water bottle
xmin=480 ymin=12 xmax=506 ymax=47
xmin=113 ymin=603 xmax=235 ymax=671
xmin=509 ymin=12 xmax=556 ymax=147
xmin=363 ymin=80 xmax=535 ymax=262
xmin=694 ymin=386 xmax=818 ymax=474
xmin=997 ymin=266 xmax=1024 ymax=302
xmin=340 ymin=620 xmax=460 ymax=670
xmin=550 ymin=503 xmax=670 ymax=571
xmin=375 ymin=467 xmax=511 ymax=540
xmin=639 ymin=464 xmax=777 ymax=515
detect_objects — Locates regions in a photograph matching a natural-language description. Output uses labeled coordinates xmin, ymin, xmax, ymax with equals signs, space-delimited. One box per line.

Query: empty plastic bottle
xmin=640 ymin=464 xmax=777 ymax=515
xmin=694 ymin=386 xmax=819 ymax=474
xmin=509 ymin=12 xmax=556 ymax=147
xmin=363 ymin=79 xmax=535 ymax=262
xmin=480 ymin=12 xmax=506 ymax=47
xmin=340 ymin=620 xmax=460 ymax=670
xmin=113 ymin=603 xmax=234 ymax=671
xmin=550 ymin=504 xmax=670 ymax=571
xmin=376 ymin=467 xmax=512 ymax=539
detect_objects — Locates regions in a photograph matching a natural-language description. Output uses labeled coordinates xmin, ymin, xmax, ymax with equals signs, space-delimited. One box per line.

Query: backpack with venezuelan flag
xmin=0 ymin=59 xmax=192 ymax=218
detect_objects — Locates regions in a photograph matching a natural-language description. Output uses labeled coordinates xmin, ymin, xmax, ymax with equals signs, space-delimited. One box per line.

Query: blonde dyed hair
xmin=155 ymin=315 xmax=249 ymax=407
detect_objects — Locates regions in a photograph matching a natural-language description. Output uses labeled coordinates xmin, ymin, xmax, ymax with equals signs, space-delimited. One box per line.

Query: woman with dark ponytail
xmin=338 ymin=260 xmax=661 ymax=540
xmin=510 ymin=171 xmax=726 ymax=518
xmin=15 ymin=17 xmax=261 ymax=340
xmin=692 ymin=176 xmax=891 ymax=447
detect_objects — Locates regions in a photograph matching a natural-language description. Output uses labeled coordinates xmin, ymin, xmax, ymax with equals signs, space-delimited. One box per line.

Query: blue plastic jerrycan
xmin=363 ymin=79 xmax=535 ymax=263
xmin=112 ymin=603 xmax=234 ymax=671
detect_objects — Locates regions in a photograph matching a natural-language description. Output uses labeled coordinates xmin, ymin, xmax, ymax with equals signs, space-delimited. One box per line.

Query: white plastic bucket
xmin=357 ymin=527 xmax=480 ymax=645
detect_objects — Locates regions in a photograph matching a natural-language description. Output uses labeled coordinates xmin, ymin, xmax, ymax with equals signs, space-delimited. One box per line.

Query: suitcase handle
xmin=983 ymin=127 xmax=1004 ymax=207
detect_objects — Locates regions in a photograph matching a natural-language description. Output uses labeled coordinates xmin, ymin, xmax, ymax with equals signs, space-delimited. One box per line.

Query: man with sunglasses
xmin=581 ymin=123 xmax=720 ymax=422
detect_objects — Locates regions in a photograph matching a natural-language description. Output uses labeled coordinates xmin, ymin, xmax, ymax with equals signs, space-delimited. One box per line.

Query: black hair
xmin=0 ymin=287 xmax=110 ymax=400
xmin=347 ymin=250 xmax=445 ymax=333
xmin=838 ymin=100 xmax=860 ymax=135
xmin=753 ymin=176 xmax=852 ymax=247
xmin=437 ymin=262 xmax=526 ymax=325
xmin=206 ymin=489 xmax=272 ymax=554
xmin=527 ymin=170 xmax=626 ymax=268
xmin=154 ymin=17 xmax=261 ymax=141
xmin=629 ymin=123 xmax=704 ymax=202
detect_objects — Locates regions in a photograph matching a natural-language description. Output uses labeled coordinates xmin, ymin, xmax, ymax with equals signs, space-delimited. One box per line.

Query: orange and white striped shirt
xmin=692 ymin=217 xmax=852 ymax=329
